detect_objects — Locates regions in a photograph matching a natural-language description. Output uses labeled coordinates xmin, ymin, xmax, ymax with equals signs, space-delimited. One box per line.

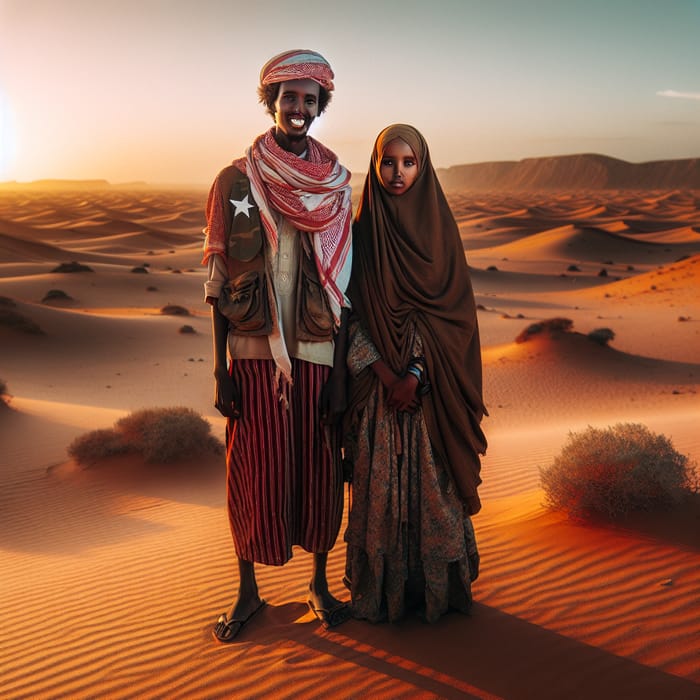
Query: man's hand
xmin=214 ymin=366 xmax=241 ymax=419
xmin=319 ymin=366 xmax=347 ymax=425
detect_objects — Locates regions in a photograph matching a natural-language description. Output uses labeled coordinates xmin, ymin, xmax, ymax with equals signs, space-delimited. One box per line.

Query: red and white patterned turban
xmin=259 ymin=49 xmax=335 ymax=91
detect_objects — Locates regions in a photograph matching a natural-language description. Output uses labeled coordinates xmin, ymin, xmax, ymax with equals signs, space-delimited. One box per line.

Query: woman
xmin=343 ymin=124 xmax=487 ymax=623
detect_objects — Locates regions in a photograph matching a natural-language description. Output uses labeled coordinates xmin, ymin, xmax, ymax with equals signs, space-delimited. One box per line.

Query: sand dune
xmin=474 ymin=224 xmax=697 ymax=264
xmin=578 ymin=254 xmax=700 ymax=300
xmin=1 ymin=186 xmax=699 ymax=699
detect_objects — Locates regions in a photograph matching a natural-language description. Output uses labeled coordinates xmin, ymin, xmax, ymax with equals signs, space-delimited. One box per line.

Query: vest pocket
xmin=218 ymin=270 xmax=272 ymax=335
xmin=296 ymin=250 xmax=334 ymax=342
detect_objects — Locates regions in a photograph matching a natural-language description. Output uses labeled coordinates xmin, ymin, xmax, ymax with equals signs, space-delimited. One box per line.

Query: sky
xmin=1 ymin=0 xmax=699 ymax=184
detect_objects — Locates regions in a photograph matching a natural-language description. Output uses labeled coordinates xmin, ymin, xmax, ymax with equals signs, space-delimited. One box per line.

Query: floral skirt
xmin=344 ymin=382 xmax=479 ymax=623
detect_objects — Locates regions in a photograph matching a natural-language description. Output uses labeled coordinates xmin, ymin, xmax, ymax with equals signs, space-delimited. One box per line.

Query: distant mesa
xmin=438 ymin=154 xmax=700 ymax=191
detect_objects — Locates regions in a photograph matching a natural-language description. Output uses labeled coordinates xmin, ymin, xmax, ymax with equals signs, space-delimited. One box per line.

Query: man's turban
xmin=260 ymin=49 xmax=335 ymax=91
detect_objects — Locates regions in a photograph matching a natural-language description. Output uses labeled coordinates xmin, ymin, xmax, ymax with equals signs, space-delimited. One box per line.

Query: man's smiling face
xmin=273 ymin=78 xmax=320 ymax=150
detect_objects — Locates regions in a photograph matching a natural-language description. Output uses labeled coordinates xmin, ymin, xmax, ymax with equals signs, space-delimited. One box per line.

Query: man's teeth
xmin=290 ymin=118 xmax=305 ymax=127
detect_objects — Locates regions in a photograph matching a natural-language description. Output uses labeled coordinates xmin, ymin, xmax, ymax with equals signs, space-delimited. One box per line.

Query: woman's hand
xmin=214 ymin=366 xmax=241 ymax=419
xmin=370 ymin=358 xmax=420 ymax=414
xmin=387 ymin=374 xmax=420 ymax=414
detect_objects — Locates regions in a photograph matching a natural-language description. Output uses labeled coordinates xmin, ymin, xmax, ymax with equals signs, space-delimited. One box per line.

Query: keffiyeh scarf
xmin=236 ymin=128 xmax=352 ymax=326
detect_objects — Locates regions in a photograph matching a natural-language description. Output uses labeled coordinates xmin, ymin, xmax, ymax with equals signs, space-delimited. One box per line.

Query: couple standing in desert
xmin=202 ymin=49 xmax=487 ymax=642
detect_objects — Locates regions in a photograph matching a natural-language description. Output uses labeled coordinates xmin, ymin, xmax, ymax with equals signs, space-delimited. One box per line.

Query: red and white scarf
xmin=234 ymin=128 xmax=352 ymax=326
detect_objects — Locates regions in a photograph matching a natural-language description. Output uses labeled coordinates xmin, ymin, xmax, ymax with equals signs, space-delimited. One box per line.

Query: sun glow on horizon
xmin=0 ymin=91 xmax=19 ymax=180
xmin=1 ymin=1 xmax=699 ymax=183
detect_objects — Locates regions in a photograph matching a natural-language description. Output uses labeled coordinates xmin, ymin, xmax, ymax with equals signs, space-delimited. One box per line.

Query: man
xmin=202 ymin=49 xmax=352 ymax=642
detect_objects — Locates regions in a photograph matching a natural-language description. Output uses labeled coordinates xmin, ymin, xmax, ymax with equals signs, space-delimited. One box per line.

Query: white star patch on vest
xmin=230 ymin=194 xmax=254 ymax=218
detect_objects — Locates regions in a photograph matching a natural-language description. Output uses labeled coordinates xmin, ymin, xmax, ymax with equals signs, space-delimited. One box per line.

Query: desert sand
xmin=1 ymin=184 xmax=699 ymax=699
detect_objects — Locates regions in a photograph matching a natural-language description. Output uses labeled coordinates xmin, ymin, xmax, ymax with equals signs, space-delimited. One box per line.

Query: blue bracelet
xmin=407 ymin=366 xmax=422 ymax=381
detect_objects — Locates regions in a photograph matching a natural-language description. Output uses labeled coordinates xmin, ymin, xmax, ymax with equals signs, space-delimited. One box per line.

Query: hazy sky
xmin=1 ymin=0 xmax=699 ymax=184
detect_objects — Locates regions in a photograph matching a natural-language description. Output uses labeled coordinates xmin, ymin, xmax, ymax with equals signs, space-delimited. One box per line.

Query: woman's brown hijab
xmin=347 ymin=124 xmax=487 ymax=514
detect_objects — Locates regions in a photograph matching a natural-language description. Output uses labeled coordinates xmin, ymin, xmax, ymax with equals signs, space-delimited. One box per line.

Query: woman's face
xmin=378 ymin=138 xmax=419 ymax=195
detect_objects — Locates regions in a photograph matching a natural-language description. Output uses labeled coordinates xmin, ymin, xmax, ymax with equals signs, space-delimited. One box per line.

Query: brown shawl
xmin=347 ymin=124 xmax=487 ymax=514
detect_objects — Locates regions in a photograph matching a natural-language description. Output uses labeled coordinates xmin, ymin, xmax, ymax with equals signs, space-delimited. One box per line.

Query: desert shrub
xmin=52 ymin=261 xmax=94 ymax=273
xmin=587 ymin=328 xmax=615 ymax=346
xmin=0 ymin=377 xmax=9 ymax=405
xmin=540 ymin=423 xmax=697 ymax=519
xmin=131 ymin=266 xmax=148 ymax=274
xmin=68 ymin=407 xmax=223 ymax=466
xmin=115 ymin=407 xmax=222 ymax=463
xmin=42 ymin=289 xmax=73 ymax=302
xmin=179 ymin=324 xmax=196 ymax=334
xmin=0 ymin=296 xmax=17 ymax=308
xmin=160 ymin=304 xmax=189 ymax=316
xmin=68 ymin=428 xmax=130 ymax=464
xmin=0 ymin=308 xmax=44 ymax=335
xmin=515 ymin=317 xmax=573 ymax=343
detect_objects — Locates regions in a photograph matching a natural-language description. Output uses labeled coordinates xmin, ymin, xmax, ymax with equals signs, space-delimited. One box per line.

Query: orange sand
xmin=1 ymin=187 xmax=698 ymax=699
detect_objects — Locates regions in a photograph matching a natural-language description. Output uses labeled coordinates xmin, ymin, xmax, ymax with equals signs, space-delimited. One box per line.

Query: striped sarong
xmin=225 ymin=357 xmax=343 ymax=565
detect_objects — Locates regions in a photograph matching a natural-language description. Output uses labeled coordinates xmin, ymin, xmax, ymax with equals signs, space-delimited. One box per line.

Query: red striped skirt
xmin=225 ymin=358 xmax=343 ymax=565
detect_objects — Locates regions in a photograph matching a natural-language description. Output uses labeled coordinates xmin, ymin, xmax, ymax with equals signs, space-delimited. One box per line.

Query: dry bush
xmin=540 ymin=423 xmax=697 ymax=519
xmin=52 ymin=261 xmax=94 ymax=273
xmin=68 ymin=428 xmax=130 ymax=465
xmin=160 ymin=304 xmax=189 ymax=316
xmin=115 ymin=407 xmax=222 ymax=463
xmin=42 ymin=289 xmax=73 ymax=302
xmin=0 ymin=308 xmax=44 ymax=335
xmin=68 ymin=407 xmax=223 ymax=466
xmin=515 ymin=317 xmax=573 ymax=343
xmin=0 ymin=377 xmax=9 ymax=406
xmin=587 ymin=327 xmax=615 ymax=346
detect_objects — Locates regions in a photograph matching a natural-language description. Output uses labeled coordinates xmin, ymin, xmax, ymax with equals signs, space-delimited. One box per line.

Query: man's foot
xmin=307 ymin=587 xmax=351 ymax=629
xmin=213 ymin=598 xmax=266 ymax=643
